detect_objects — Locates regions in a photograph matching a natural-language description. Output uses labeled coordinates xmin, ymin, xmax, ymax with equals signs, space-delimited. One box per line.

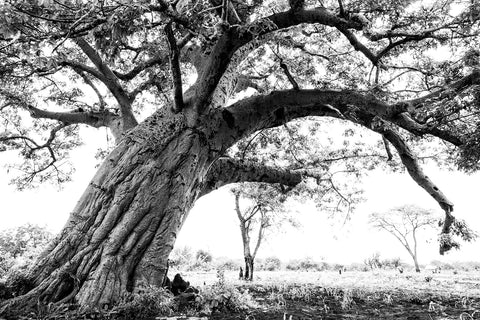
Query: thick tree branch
xmin=74 ymin=37 xmax=138 ymax=129
xmin=213 ymin=89 xmax=463 ymax=148
xmin=191 ymin=6 xmax=364 ymax=113
xmin=27 ymin=105 xmax=115 ymax=128
xmin=372 ymin=121 xmax=455 ymax=254
xmin=0 ymin=89 xmax=117 ymax=128
xmin=201 ymin=157 xmax=303 ymax=196
xmin=59 ymin=60 xmax=106 ymax=82
xmin=406 ymin=68 xmax=480 ymax=108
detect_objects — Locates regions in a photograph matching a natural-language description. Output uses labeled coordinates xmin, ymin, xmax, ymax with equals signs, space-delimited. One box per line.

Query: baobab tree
xmin=0 ymin=0 xmax=479 ymax=312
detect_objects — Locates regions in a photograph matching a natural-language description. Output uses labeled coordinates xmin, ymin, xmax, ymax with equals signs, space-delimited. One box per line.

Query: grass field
xmin=172 ymin=269 xmax=480 ymax=319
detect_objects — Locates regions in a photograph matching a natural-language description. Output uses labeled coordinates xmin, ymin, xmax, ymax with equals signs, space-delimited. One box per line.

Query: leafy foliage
xmin=193 ymin=268 xmax=258 ymax=314
xmin=0 ymin=224 xmax=53 ymax=278
xmin=114 ymin=286 xmax=174 ymax=319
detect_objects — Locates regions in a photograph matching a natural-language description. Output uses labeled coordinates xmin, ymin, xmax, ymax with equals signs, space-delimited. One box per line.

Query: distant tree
xmin=169 ymin=246 xmax=194 ymax=270
xmin=195 ymin=249 xmax=213 ymax=264
xmin=370 ymin=205 xmax=441 ymax=272
xmin=232 ymin=183 xmax=297 ymax=280
xmin=363 ymin=252 xmax=383 ymax=270
xmin=0 ymin=224 xmax=53 ymax=278
xmin=0 ymin=224 xmax=53 ymax=259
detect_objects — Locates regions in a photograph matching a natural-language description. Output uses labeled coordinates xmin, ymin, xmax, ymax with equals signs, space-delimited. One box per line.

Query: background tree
xmin=0 ymin=0 xmax=479 ymax=312
xmin=369 ymin=205 xmax=476 ymax=272
xmin=232 ymin=183 xmax=298 ymax=281
xmin=0 ymin=224 xmax=53 ymax=278
xmin=0 ymin=224 xmax=53 ymax=260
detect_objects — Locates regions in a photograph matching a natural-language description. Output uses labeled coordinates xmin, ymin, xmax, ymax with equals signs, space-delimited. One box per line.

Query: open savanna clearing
xmin=177 ymin=269 xmax=480 ymax=320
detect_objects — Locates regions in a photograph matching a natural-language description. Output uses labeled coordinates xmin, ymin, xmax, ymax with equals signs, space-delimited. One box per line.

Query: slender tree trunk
xmin=244 ymin=254 xmax=254 ymax=281
xmin=1 ymin=109 xmax=215 ymax=310
xmin=413 ymin=255 xmax=421 ymax=273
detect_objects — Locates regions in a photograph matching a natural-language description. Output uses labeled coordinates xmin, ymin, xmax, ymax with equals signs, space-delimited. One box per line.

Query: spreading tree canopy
xmin=1 ymin=0 xmax=480 ymax=311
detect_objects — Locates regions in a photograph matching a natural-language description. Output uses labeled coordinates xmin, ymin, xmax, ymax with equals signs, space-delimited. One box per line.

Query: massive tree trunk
xmin=2 ymin=108 xmax=219 ymax=310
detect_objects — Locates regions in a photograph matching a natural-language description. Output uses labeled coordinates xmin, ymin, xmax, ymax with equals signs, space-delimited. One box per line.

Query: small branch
xmin=337 ymin=0 xmax=345 ymax=17
xmin=221 ymin=0 xmax=229 ymax=23
xmin=382 ymin=135 xmax=393 ymax=161
xmin=273 ymin=46 xmax=299 ymax=90
xmin=165 ymin=22 xmax=184 ymax=113
xmin=75 ymin=70 xmax=106 ymax=110
xmin=337 ymin=26 xmax=378 ymax=65
xmin=279 ymin=61 xmax=300 ymax=90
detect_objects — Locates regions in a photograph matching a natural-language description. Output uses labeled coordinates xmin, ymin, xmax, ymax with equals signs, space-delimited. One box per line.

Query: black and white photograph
xmin=1 ymin=0 xmax=479 ymax=319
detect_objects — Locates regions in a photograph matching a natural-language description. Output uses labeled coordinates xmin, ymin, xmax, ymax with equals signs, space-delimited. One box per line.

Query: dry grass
xmin=177 ymin=269 xmax=480 ymax=297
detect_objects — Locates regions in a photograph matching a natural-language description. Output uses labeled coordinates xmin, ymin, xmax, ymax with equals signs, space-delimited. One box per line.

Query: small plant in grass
xmin=340 ymin=290 xmax=355 ymax=310
xmin=280 ymin=285 xmax=317 ymax=302
xmin=114 ymin=286 xmax=174 ymax=319
xmin=383 ymin=293 xmax=393 ymax=304
xmin=266 ymin=291 xmax=286 ymax=309
xmin=193 ymin=267 xmax=258 ymax=314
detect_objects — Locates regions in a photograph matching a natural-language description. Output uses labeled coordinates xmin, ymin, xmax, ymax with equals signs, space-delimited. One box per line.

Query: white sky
xmin=1 ymin=126 xmax=479 ymax=266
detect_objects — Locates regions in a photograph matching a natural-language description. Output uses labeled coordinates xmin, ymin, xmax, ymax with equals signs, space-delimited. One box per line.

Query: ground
xmin=2 ymin=269 xmax=480 ymax=319
xmin=184 ymin=269 xmax=480 ymax=320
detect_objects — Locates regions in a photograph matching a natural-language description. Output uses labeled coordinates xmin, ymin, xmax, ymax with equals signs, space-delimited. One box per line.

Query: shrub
xmin=364 ymin=253 xmax=382 ymax=270
xmin=0 ymin=224 xmax=53 ymax=279
xmin=382 ymin=258 xmax=402 ymax=269
xmin=114 ymin=286 xmax=174 ymax=319
xmin=0 ymin=253 xmax=15 ymax=279
xmin=195 ymin=249 xmax=213 ymax=264
xmin=194 ymin=269 xmax=257 ymax=314
xmin=347 ymin=263 xmax=367 ymax=272
xmin=262 ymin=257 xmax=282 ymax=271
xmin=169 ymin=246 xmax=195 ymax=270
xmin=286 ymin=258 xmax=323 ymax=271
xmin=286 ymin=259 xmax=301 ymax=271
xmin=299 ymin=257 xmax=323 ymax=271
xmin=214 ymin=258 xmax=242 ymax=271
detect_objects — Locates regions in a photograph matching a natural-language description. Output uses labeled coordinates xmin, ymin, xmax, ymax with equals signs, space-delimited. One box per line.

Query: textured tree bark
xmin=1 ymin=108 xmax=215 ymax=311
xmin=244 ymin=255 xmax=254 ymax=281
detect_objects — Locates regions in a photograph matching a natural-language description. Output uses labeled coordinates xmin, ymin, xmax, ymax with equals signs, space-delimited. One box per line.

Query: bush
xmin=196 ymin=249 xmax=213 ymax=264
xmin=214 ymin=258 xmax=242 ymax=271
xmin=0 ymin=224 xmax=53 ymax=279
xmin=115 ymin=286 xmax=174 ymax=319
xmin=170 ymin=246 xmax=195 ymax=270
xmin=364 ymin=253 xmax=382 ymax=270
xmin=286 ymin=259 xmax=301 ymax=271
xmin=261 ymin=257 xmax=282 ymax=271
xmin=194 ymin=269 xmax=257 ymax=314
xmin=348 ymin=263 xmax=368 ymax=272
xmin=0 ymin=253 xmax=15 ymax=279
xmin=286 ymin=258 xmax=324 ymax=271
xmin=382 ymin=258 xmax=402 ymax=269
